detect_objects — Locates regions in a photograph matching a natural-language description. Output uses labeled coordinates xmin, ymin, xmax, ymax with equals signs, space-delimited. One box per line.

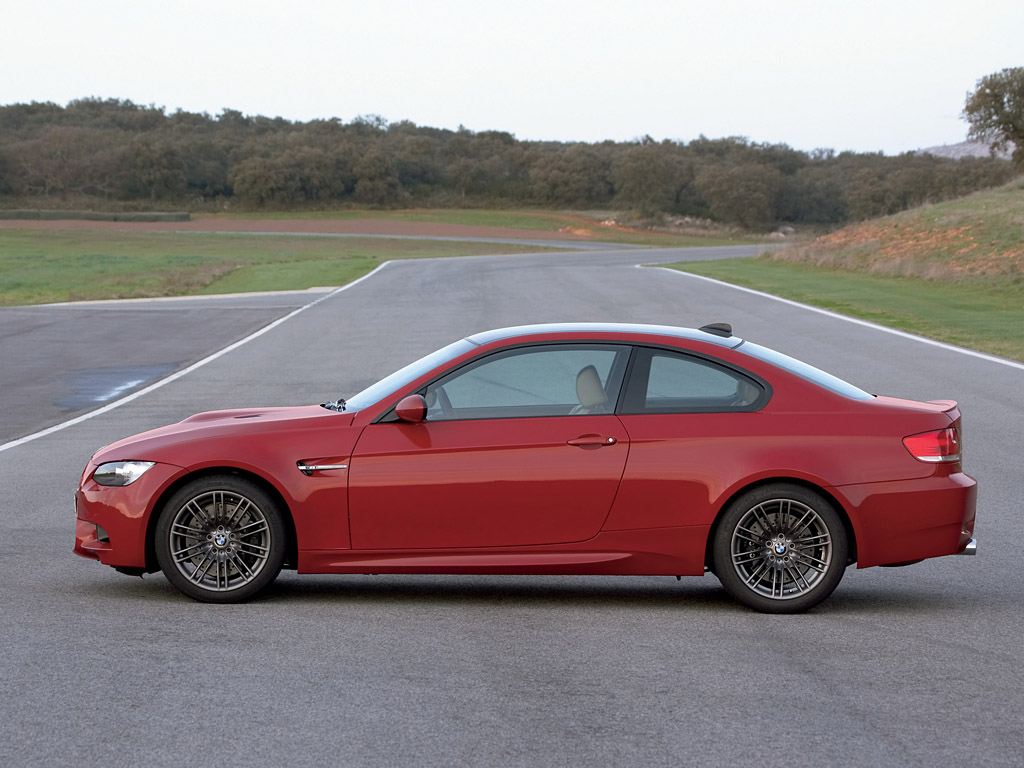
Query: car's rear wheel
xmin=154 ymin=476 xmax=286 ymax=603
xmin=712 ymin=483 xmax=848 ymax=613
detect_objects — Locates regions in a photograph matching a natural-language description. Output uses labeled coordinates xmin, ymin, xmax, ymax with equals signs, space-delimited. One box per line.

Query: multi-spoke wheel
xmin=155 ymin=476 xmax=286 ymax=603
xmin=712 ymin=484 xmax=849 ymax=613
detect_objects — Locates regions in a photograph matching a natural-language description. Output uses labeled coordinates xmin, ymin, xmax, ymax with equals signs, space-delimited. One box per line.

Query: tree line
xmin=0 ymin=97 xmax=1015 ymax=229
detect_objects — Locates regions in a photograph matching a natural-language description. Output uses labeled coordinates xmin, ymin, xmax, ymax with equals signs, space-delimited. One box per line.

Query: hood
xmin=92 ymin=405 xmax=354 ymax=464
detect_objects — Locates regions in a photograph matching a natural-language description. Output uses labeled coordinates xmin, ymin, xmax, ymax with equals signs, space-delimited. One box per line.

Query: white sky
xmin=3 ymin=0 xmax=1022 ymax=154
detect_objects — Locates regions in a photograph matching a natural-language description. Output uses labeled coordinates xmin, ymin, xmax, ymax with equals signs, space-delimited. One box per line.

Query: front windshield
xmin=341 ymin=339 xmax=477 ymax=412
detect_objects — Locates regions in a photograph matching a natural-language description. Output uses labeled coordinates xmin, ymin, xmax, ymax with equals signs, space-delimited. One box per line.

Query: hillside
xmin=0 ymin=99 xmax=1015 ymax=230
xmin=764 ymin=178 xmax=1024 ymax=284
xmin=668 ymin=179 xmax=1024 ymax=361
xmin=916 ymin=140 xmax=1013 ymax=160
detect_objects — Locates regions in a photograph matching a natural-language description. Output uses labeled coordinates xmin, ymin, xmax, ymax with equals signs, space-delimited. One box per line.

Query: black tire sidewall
xmin=154 ymin=475 xmax=287 ymax=603
xmin=713 ymin=483 xmax=848 ymax=613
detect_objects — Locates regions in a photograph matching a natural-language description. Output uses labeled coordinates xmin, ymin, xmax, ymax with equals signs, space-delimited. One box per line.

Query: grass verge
xmin=193 ymin=209 xmax=757 ymax=248
xmin=0 ymin=229 xmax=560 ymax=306
xmin=665 ymin=258 xmax=1024 ymax=363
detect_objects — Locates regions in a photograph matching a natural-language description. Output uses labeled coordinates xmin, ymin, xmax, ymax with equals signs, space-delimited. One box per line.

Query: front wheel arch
xmin=704 ymin=478 xmax=857 ymax=572
xmin=144 ymin=467 xmax=298 ymax=574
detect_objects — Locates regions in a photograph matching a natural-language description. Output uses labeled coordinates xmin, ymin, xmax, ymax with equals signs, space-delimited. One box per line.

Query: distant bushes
xmin=0 ymin=209 xmax=188 ymax=221
xmin=0 ymin=98 xmax=1015 ymax=229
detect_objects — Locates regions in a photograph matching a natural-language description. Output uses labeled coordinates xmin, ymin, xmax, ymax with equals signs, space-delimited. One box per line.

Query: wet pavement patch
xmin=55 ymin=363 xmax=179 ymax=411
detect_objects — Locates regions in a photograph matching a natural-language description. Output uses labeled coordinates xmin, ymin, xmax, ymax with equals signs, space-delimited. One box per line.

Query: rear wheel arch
xmin=707 ymin=479 xmax=854 ymax=612
xmin=145 ymin=467 xmax=298 ymax=573
xmin=704 ymin=477 xmax=857 ymax=572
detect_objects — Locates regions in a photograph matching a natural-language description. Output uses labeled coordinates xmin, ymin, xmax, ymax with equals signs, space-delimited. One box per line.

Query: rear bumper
xmin=955 ymin=537 xmax=978 ymax=556
xmin=835 ymin=471 xmax=977 ymax=568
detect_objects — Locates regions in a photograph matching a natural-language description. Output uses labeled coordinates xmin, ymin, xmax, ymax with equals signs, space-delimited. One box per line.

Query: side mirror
xmin=394 ymin=394 xmax=427 ymax=423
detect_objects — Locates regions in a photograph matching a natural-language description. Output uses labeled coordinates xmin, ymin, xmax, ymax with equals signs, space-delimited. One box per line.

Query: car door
xmin=348 ymin=344 xmax=631 ymax=550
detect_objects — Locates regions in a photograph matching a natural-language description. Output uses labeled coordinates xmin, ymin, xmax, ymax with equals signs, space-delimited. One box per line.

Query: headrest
xmin=576 ymin=365 xmax=607 ymax=409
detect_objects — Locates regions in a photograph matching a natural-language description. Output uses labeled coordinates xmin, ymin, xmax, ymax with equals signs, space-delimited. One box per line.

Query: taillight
xmin=903 ymin=428 xmax=960 ymax=463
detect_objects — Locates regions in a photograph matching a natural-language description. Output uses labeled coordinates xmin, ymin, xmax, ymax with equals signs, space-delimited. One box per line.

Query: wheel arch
xmin=703 ymin=477 xmax=858 ymax=571
xmin=144 ymin=466 xmax=299 ymax=573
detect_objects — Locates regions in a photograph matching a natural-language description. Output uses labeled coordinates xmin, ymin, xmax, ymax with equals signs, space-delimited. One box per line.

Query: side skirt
xmin=298 ymin=526 xmax=709 ymax=576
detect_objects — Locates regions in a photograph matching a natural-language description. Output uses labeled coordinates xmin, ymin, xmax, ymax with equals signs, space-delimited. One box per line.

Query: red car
xmin=74 ymin=323 xmax=977 ymax=612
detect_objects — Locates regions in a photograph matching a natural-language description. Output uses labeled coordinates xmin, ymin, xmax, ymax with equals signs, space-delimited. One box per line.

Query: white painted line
xmin=0 ymin=261 xmax=393 ymax=454
xmin=653 ymin=265 xmax=1024 ymax=372
xmin=41 ymin=286 xmax=334 ymax=307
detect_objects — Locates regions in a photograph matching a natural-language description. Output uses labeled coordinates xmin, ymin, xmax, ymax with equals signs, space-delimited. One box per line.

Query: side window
xmin=622 ymin=348 xmax=764 ymax=413
xmin=424 ymin=344 xmax=628 ymax=420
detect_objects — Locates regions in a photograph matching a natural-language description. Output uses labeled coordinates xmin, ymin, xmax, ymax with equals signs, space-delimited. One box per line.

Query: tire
xmin=712 ymin=483 xmax=848 ymax=613
xmin=154 ymin=475 xmax=287 ymax=603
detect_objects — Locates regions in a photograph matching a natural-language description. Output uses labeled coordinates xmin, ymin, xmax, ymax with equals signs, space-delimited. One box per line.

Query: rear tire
xmin=712 ymin=483 xmax=848 ymax=613
xmin=155 ymin=475 xmax=286 ymax=603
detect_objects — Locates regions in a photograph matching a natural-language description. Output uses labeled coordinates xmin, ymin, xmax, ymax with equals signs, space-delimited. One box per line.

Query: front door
xmin=348 ymin=343 xmax=631 ymax=550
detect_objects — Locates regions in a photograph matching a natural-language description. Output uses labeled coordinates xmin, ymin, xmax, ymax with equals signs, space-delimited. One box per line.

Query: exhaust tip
xmin=957 ymin=538 xmax=977 ymax=556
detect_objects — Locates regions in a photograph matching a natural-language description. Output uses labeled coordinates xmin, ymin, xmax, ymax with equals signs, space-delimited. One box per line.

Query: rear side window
xmin=737 ymin=342 xmax=873 ymax=400
xmin=621 ymin=348 xmax=766 ymax=414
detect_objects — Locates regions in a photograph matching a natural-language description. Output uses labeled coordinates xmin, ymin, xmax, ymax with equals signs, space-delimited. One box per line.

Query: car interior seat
xmin=571 ymin=365 xmax=608 ymax=414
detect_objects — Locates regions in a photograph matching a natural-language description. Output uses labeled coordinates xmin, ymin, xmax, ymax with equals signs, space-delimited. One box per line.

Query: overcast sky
xmin=4 ymin=0 xmax=1021 ymax=154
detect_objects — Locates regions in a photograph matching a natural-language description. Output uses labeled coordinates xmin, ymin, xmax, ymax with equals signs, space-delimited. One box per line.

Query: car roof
xmin=466 ymin=323 xmax=744 ymax=349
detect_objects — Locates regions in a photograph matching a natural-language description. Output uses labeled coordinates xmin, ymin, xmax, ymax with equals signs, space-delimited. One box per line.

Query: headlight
xmin=92 ymin=461 xmax=156 ymax=487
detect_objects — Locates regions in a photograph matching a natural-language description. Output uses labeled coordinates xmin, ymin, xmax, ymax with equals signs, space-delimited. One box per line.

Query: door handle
xmin=567 ymin=435 xmax=617 ymax=447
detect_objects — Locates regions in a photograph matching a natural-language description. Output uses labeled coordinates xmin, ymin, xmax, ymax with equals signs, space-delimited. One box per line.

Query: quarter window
xmin=622 ymin=348 xmax=765 ymax=413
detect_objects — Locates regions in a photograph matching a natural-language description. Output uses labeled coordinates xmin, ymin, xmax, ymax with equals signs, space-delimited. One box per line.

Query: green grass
xmin=0 ymin=229 xmax=560 ymax=305
xmin=194 ymin=209 xmax=757 ymax=248
xmin=666 ymin=258 xmax=1024 ymax=362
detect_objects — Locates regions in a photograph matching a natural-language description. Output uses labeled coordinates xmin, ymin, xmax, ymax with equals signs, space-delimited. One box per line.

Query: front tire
xmin=712 ymin=484 xmax=848 ymax=613
xmin=154 ymin=475 xmax=286 ymax=603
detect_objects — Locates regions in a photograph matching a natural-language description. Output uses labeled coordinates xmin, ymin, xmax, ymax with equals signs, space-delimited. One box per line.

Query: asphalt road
xmin=1 ymin=244 xmax=1021 ymax=767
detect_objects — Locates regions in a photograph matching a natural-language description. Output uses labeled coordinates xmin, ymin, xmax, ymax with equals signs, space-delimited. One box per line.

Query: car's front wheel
xmin=712 ymin=483 xmax=848 ymax=613
xmin=154 ymin=475 xmax=286 ymax=603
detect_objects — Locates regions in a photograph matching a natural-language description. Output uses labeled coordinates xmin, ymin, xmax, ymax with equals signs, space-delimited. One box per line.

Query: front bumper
xmin=73 ymin=461 xmax=183 ymax=569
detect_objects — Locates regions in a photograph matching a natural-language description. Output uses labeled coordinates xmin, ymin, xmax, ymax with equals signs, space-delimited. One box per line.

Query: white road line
xmin=654 ymin=266 xmax=1024 ymax=372
xmin=0 ymin=261 xmax=393 ymax=454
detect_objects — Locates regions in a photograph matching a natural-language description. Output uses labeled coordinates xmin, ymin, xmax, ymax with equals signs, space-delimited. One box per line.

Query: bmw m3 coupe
xmin=74 ymin=323 xmax=977 ymax=612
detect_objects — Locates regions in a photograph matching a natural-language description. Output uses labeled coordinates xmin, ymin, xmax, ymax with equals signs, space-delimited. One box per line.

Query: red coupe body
xmin=74 ymin=324 xmax=977 ymax=611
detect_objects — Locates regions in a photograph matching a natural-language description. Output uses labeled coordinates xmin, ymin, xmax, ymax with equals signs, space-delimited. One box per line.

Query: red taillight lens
xmin=903 ymin=428 xmax=960 ymax=463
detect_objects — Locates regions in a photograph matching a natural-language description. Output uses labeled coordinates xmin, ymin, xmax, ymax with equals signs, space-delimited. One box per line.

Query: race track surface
xmin=1 ymin=239 xmax=1021 ymax=767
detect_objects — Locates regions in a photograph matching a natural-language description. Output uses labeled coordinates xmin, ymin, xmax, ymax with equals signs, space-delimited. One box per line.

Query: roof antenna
xmin=699 ymin=322 xmax=733 ymax=338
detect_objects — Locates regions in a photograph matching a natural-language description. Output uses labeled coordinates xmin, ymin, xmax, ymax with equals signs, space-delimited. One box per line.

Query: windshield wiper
xmin=321 ymin=398 xmax=346 ymax=412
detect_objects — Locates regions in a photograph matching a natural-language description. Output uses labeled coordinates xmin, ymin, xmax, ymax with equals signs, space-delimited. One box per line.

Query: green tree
xmin=695 ymin=163 xmax=782 ymax=229
xmin=17 ymin=126 xmax=126 ymax=199
xmin=352 ymin=149 xmax=403 ymax=205
xmin=125 ymin=136 xmax=186 ymax=201
xmin=229 ymin=144 xmax=351 ymax=205
xmin=611 ymin=141 xmax=692 ymax=216
xmin=963 ymin=67 xmax=1024 ymax=169
xmin=529 ymin=144 xmax=612 ymax=206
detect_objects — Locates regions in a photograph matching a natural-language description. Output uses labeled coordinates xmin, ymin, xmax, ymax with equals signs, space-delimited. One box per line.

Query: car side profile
xmin=74 ymin=323 xmax=977 ymax=612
